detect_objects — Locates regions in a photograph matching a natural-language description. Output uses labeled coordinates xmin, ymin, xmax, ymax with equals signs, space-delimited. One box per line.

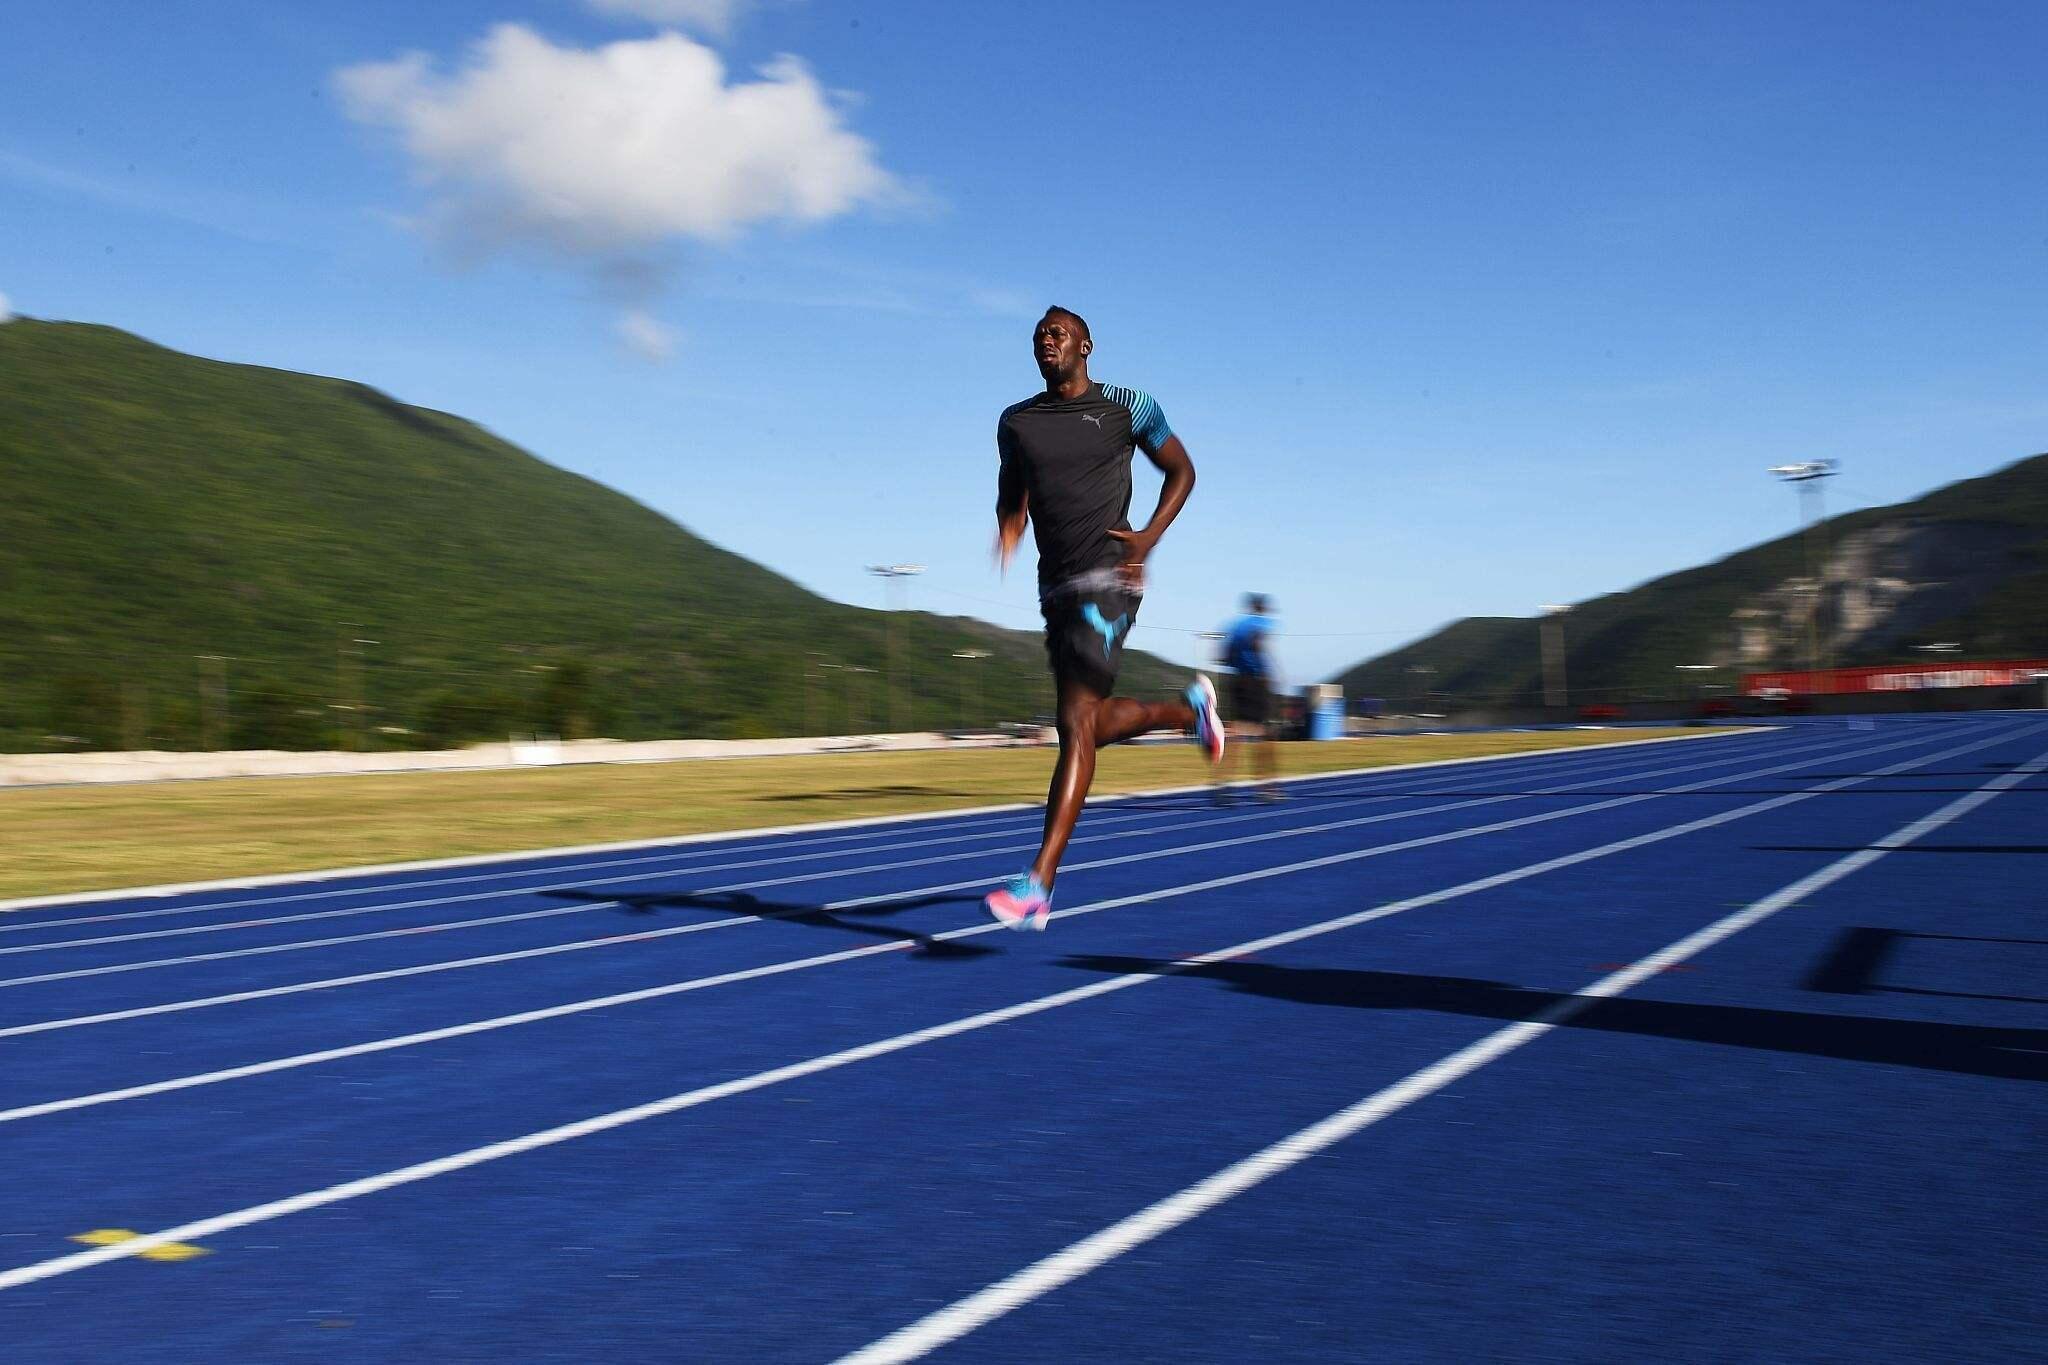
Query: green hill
xmin=1335 ymin=452 xmax=2048 ymax=707
xmin=0 ymin=318 xmax=1185 ymax=751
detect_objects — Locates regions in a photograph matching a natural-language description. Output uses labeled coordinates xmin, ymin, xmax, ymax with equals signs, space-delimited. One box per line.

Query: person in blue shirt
xmin=1219 ymin=593 xmax=1282 ymax=800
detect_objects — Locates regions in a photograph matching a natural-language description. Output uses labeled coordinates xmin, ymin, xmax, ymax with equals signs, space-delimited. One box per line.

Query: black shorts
xmin=1041 ymin=582 xmax=1141 ymax=695
xmin=1228 ymin=673 xmax=1272 ymax=726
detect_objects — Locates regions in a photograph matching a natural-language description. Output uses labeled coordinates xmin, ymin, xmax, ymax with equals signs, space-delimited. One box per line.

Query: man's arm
xmin=995 ymin=431 xmax=1030 ymax=575
xmin=1107 ymin=433 xmax=1195 ymax=588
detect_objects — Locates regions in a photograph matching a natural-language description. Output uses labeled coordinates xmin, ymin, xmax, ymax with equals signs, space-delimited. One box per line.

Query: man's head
xmin=1034 ymin=306 xmax=1091 ymax=383
xmin=1246 ymin=593 xmax=1271 ymax=615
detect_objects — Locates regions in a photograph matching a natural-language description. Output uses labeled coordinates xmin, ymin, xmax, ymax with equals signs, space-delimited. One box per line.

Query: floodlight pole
xmin=195 ymin=654 xmax=229 ymax=751
xmin=803 ymin=651 xmax=829 ymax=736
xmin=1406 ymin=664 xmax=1436 ymax=713
xmin=336 ymin=630 xmax=378 ymax=751
xmin=866 ymin=564 xmax=925 ymax=733
xmin=1769 ymin=460 xmax=1839 ymax=692
xmin=818 ymin=662 xmax=844 ymax=733
xmin=1539 ymin=605 xmax=1570 ymax=709
xmin=952 ymin=649 xmax=992 ymax=728
xmin=1676 ymin=663 xmax=1718 ymax=702
xmin=847 ymin=665 xmax=876 ymax=733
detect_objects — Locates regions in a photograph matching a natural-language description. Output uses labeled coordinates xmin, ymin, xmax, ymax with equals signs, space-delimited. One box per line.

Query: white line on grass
xmin=834 ymin=741 xmax=2048 ymax=1364
xmin=0 ymin=728 xmax=1759 ymax=918
xmin=0 ymin=726 xmax=1921 ymax=1033
xmin=0 ymin=721 xmax=2022 ymax=1139
xmin=0 ymin=727 xmax=2026 ymax=1289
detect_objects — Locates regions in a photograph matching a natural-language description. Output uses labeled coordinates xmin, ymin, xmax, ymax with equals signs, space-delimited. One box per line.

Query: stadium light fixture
xmin=1767 ymin=459 xmax=1839 ymax=482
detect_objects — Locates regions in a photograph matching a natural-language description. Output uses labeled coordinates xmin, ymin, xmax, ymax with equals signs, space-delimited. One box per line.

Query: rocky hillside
xmin=1335 ymin=452 xmax=2048 ymax=706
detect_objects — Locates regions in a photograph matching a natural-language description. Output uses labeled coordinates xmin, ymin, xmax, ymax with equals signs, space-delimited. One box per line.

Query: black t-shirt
xmin=997 ymin=381 xmax=1174 ymax=591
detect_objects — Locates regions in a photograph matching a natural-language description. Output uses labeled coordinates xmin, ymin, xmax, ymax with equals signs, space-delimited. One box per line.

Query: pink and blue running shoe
xmin=984 ymin=872 xmax=1052 ymax=931
xmin=1187 ymin=673 xmax=1225 ymax=764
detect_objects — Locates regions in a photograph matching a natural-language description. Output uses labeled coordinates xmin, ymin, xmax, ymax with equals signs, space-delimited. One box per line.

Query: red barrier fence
xmin=1743 ymin=659 xmax=2048 ymax=697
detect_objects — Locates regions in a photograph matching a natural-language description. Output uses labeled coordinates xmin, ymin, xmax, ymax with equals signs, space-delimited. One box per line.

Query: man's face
xmin=1034 ymin=314 xmax=1088 ymax=379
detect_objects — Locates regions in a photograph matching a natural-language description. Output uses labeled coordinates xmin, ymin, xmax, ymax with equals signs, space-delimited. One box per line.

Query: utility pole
xmin=865 ymin=564 xmax=925 ymax=733
xmin=1406 ymin=664 xmax=1436 ymax=714
xmin=337 ymin=630 xmax=378 ymax=750
xmin=1676 ymin=663 xmax=1719 ymax=702
xmin=1769 ymin=459 xmax=1840 ymax=693
xmin=846 ymin=665 xmax=876 ymax=733
xmin=817 ymin=662 xmax=842 ymax=733
xmin=1539 ymin=604 xmax=1570 ymax=709
xmin=195 ymin=654 xmax=228 ymax=750
xmin=123 ymin=656 xmax=146 ymax=752
xmin=952 ymin=649 xmax=992 ymax=728
xmin=803 ymin=652 xmax=829 ymax=735
xmin=337 ymin=634 xmax=354 ymax=750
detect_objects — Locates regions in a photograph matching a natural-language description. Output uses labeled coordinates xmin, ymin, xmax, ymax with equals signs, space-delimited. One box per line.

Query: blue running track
xmin=2 ymin=715 xmax=2044 ymax=1362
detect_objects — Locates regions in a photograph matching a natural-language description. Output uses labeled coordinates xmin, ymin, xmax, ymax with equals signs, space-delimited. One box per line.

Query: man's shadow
xmin=1057 ymin=955 xmax=2048 ymax=1082
xmin=545 ymin=887 xmax=998 ymax=959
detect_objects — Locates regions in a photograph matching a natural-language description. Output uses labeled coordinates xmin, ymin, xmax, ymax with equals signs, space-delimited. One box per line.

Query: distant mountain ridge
xmin=1333 ymin=452 xmax=2048 ymax=706
xmin=0 ymin=318 xmax=1184 ymax=751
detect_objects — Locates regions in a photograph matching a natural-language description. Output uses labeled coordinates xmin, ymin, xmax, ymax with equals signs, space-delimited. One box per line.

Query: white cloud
xmin=616 ymin=308 xmax=677 ymax=360
xmin=585 ymin=0 xmax=750 ymax=38
xmin=336 ymin=25 xmax=899 ymax=259
xmin=0 ymin=291 xmax=12 ymax=323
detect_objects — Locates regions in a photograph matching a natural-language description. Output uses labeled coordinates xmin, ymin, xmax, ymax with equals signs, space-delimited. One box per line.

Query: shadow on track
xmin=1056 ymin=955 xmax=2048 ymax=1082
xmin=1107 ymin=788 xmax=2046 ymax=809
xmin=1756 ymin=845 xmax=2048 ymax=854
xmin=1802 ymin=926 xmax=2048 ymax=1006
xmin=543 ymin=888 xmax=999 ymax=959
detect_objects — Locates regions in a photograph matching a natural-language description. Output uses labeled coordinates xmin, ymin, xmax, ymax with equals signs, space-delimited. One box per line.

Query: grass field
xmin=0 ymin=729 xmax=1721 ymax=901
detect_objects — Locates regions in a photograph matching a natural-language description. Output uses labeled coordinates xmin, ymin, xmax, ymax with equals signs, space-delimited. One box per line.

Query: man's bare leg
xmin=1031 ymin=676 xmax=1195 ymax=889
xmin=1252 ymin=720 xmax=1282 ymax=797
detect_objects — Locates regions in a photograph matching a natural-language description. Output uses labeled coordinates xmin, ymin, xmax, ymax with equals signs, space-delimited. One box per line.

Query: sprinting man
xmin=1219 ymin=593 xmax=1283 ymax=801
xmin=983 ymin=306 xmax=1224 ymax=930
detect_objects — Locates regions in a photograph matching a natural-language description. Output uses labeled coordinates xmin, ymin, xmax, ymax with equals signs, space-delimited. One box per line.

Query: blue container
xmin=1308 ymin=688 xmax=1344 ymax=740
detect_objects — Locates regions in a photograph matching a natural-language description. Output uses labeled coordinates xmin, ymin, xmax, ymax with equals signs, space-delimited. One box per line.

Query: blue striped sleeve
xmin=1105 ymin=383 xmax=1173 ymax=453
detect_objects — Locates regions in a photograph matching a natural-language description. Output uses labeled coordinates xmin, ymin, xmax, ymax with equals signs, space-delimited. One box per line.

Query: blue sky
xmin=5 ymin=0 xmax=2045 ymax=684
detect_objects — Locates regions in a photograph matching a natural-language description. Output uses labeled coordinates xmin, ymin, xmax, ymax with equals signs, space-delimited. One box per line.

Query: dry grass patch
xmin=0 ymin=729 xmax=1728 ymax=900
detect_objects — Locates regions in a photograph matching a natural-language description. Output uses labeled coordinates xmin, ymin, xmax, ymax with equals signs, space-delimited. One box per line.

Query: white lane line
xmin=0 ymin=720 xmax=2020 ymax=1126
xmin=0 ymin=727 xmax=1907 ymax=1029
xmin=0 ymin=729 xmax=1761 ymax=920
xmin=0 ymin=903 xmax=599 ymax=990
xmin=707 ymin=728 xmax=1865 ymax=901
xmin=0 ymin=805 xmax=1296 ymax=954
xmin=0 ymin=728 xmax=1775 ymax=947
xmin=0 ymin=727 xmax=2023 ymax=1289
xmin=0 ymin=730 xmax=1837 ymax=988
xmin=0 ymin=802 xmax=1191 ymax=951
xmin=0 ymin=788 xmax=1183 ymax=939
xmin=0 ymin=729 xmax=1849 ymax=961
xmin=835 ymin=741 xmax=2048 ymax=1365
